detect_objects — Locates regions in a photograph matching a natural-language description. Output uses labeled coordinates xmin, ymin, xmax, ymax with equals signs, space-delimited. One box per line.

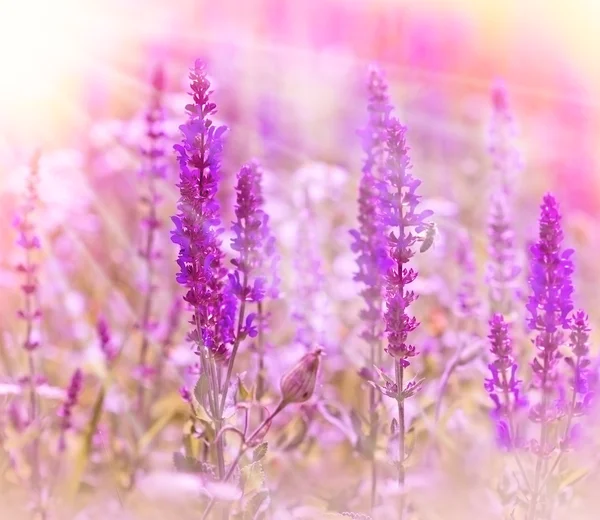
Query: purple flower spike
xmin=58 ymin=369 xmax=83 ymax=452
xmin=359 ymin=66 xmax=394 ymax=181
xmin=488 ymin=80 xmax=522 ymax=195
xmin=485 ymin=314 xmax=526 ymax=449
xmin=486 ymin=189 xmax=521 ymax=315
xmin=351 ymin=65 xmax=393 ymax=353
xmin=171 ymin=60 xmax=229 ymax=362
xmin=527 ymin=194 xmax=574 ymax=397
xmin=526 ymin=193 xmax=576 ymax=515
xmin=230 ymin=160 xmax=279 ymax=304
xmin=15 ymin=152 xmax=43 ymax=352
xmin=561 ymin=310 xmax=593 ymax=450
xmin=381 ymin=119 xmax=433 ymax=365
xmin=97 ymin=316 xmax=118 ymax=364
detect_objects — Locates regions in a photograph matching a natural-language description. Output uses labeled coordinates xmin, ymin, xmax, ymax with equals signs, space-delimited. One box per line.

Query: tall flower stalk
xmin=380 ymin=118 xmax=433 ymax=518
xmin=526 ymin=194 xmax=574 ymax=519
xmin=486 ymin=82 xmax=522 ymax=318
xmin=487 ymin=190 xmax=521 ymax=316
xmin=14 ymin=151 xmax=43 ymax=502
xmin=350 ymin=65 xmax=393 ymax=510
xmin=171 ymin=59 xmax=229 ymax=477
xmin=229 ymin=160 xmax=278 ymax=402
xmin=488 ymin=81 xmax=522 ymax=197
xmin=485 ymin=313 xmax=528 ymax=490
xmin=220 ymin=160 xmax=276 ymax=415
xmin=137 ymin=65 xmax=167 ymax=418
xmin=57 ymin=369 xmax=83 ymax=453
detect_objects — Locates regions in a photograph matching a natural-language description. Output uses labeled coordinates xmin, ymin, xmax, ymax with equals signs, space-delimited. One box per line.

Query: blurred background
xmin=0 ymin=0 xmax=599 ymax=209
xmin=1 ymin=2 xmax=600 ymax=517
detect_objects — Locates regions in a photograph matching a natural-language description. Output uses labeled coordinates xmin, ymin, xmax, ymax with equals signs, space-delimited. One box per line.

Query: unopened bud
xmin=280 ymin=347 xmax=323 ymax=405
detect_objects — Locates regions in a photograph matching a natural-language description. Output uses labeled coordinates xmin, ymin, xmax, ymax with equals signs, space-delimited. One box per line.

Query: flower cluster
xmin=97 ymin=316 xmax=117 ymax=364
xmin=171 ymin=60 xmax=229 ymax=361
xmin=486 ymin=189 xmax=521 ymax=315
xmin=138 ymin=64 xmax=168 ymax=337
xmin=230 ymin=160 xmax=278 ymax=306
xmin=561 ymin=310 xmax=592 ymax=448
xmin=488 ymin=80 xmax=523 ymax=195
xmin=14 ymin=152 xmax=42 ymax=352
xmin=350 ymin=66 xmax=393 ymax=350
xmin=57 ymin=368 xmax=83 ymax=451
xmin=380 ymin=119 xmax=433 ymax=365
xmin=484 ymin=313 xmax=526 ymax=448
xmin=527 ymin=194 xmax=574 ymax=405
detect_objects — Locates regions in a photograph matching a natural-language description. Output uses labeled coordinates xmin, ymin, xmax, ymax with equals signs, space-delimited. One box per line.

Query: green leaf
xmin=69 ymin=386 xmax=105 ymax=497
xmin=252 ymin=442 xmax=268 ymax=462
xmin=238 ymin=377 xmax=251 ymax=401
xmin=243 ymin=490 xmax=270 ymax=520
xmin=241 ymin=462 xmax=265 ymax=494
xmin=558 ymin=466 xmax=589 ymax=491
xmin=138 ymin=407 xmax=178 ymax=453
xmin=194 ymin=373 xmax=211 ymax=407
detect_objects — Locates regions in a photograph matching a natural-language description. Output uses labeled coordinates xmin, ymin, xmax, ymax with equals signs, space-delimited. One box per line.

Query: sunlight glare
xmin=0 ymin=0 xmax=91 ymax=110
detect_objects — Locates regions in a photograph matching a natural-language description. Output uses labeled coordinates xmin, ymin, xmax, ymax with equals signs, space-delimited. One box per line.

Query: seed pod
xmin=280 ymin=347 xmax=323 ymax=405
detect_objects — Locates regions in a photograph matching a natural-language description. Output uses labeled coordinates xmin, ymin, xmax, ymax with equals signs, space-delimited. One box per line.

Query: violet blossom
xmin=230 ymin=160 xmax=277 ymax=308
xmin=57 ymin=368 xmax=83 ymax=451
xmin=485 ymin=313 xmax=526 ymax=449
xmin=526 ymin=193 xmax=575 ymax=517
xmin=230 ymin=160 xmax=279 ymax=397
xmin=488 ymin=80 xmax=523 ymax=196
xmin=137 ymin=64 xmax=168 ymax=393
xmin=381 ymin=118 xmax=433 ymax=366
xmin=350 ymin=65 xmax=393 ymax=354
xmin=171 ymin=59 xmax=229 ymax=362
xmin=349 ymin=66 xmax=396 ymax=510
xmin=527 ymin=193 xmax=574 ymax=422
xmin=486 ymin=189 xmax=521 ymax=316
xmin=561 ymin=310 xmax=592 ymax=450
xmin=14 ymin=152 xmax=42 ymax=353
xmin=97 ymin=316 xmax=118 ymax=364
xmin=378 ymin=113 xmax=432 ymax=516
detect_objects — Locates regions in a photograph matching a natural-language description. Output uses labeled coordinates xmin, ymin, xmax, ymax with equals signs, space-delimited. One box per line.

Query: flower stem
xmin=201 ymin=401 xmax=286 ymax=520
xmin=528 ymin=354 xmax=551 ymax=520
xmin=395 ymin=359 xmax=406 ymax=520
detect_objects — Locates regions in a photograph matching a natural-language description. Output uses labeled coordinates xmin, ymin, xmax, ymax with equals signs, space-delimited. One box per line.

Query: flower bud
xmin=280 ymin=347 xmax=323 ymax=405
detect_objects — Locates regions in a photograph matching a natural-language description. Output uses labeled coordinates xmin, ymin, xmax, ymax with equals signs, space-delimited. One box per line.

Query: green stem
xmin=201 ymin=401 xmax=286 ymax=520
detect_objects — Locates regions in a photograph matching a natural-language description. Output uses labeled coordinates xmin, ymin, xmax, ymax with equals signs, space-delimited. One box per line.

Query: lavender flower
xmin=350 ymin=65 xmax=395 ymax=510
xmin=359 ymin=66 xmax=394 ymax=182
xmin=350 ymin=65 xmax=393 ymax=352
xmin=57 ymin=369 xmax=83 ymax=451
xmin=97 ymin=316 xmax=117 ymax=364
xmin=526 ymin=193 xmax=575 ymax=518
xmin=488 ymin=81 xmax=523 ymax=196
xmin=230 ymin=160 xmax=277 ymax=307
xmin=378 ymin=115 xmax=432 ymax=517
xmin=485 ymin=314 xmax=526 ymax=449
xmin=561 ymin=310 xmax=592 ymax=450
xmin=137 ymin=64 xmax=168 ymax=404
xmin=381 ymin=119 xmax=433 ymax=366
xmin=229 ymin=160 xmax=278 ymax=399
xmin=13 ymin=152 xmax=44 ymax=498
xmin=14 ymin=152 xmax=42 ymax=352
xmin=171 ymin=59 xmax=229 ymax=362
xmin=527 ymin=194 xmax=574 ymax=407
xmin=486 ymin=189 xmax=521 ymax=316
